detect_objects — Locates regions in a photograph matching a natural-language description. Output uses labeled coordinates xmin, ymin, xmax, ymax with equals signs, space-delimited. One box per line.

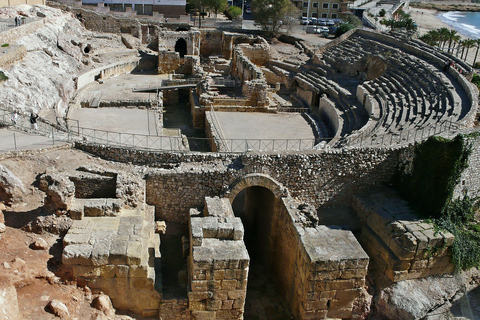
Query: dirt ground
xmin=0 ymin=147 xmax=155 ymax=320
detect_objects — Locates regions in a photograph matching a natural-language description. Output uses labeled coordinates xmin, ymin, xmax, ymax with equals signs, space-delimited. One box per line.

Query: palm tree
xmin=473 ymin=39 xmax=480 ymax=67
xmin=446 ymin=29 xmax=458 ymax=54
xmin=437 ymin=27 xmax=450 ymax=50
xmin=462 ymin=39 xmax=476 ymax=62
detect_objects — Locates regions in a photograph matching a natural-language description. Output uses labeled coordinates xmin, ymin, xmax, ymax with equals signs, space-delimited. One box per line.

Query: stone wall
xmin=76 ymin=58 xmax=140 ymax=90
xmin=454 ymin=134 xmax=480 ymax=199
xmin=73 ymin=142 xmax=409 ymax=223
xmin=187 ymin=200 xmax=249 ymax=320
xmin=0 ymin=19 xmax=45 ymax=46
xmin=158 ymin=29 xmax=200 ymax=56
xmin=239 ymin=43 xmax=269 ymax=67
xmin=0 ymin=45 xmax=26 ymax=69
xmin=231 ymin=44 xmax=264 ymax=84
xmin=352 ymin=189 xmax=455 ymax=284
xmin=199 ymin=29 xmax=224 ymax=57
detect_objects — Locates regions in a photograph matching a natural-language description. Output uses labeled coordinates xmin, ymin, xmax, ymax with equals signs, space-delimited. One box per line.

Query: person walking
xmin=11 ymin=110 xmax=18 ymax=125
xmin=30 ymin=112 xmax=39 ymax=130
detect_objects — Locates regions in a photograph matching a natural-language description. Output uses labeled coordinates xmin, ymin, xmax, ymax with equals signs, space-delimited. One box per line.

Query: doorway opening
xmin=174 ymin=38 xmax=187 ymax=58
xmin=232 ymin=186 xmax=293 ymax=319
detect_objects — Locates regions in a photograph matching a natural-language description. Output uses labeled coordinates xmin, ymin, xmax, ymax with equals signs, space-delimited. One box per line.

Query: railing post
xmin=13 ymin=133 xmax=17 ymax=151
xmin=52 ymin=127 xmax=55 ymax=145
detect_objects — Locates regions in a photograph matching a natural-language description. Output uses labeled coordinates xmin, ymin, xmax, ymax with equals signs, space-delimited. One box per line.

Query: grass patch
xmin=1 ymin=43 xmax=9 ymax=47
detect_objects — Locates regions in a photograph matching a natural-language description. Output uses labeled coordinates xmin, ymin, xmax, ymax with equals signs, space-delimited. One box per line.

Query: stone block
xmin=189 ymin=301 xmax=206 ymax=311
xmin=63 ymin=244 xmax=93 ymax=266
xmin=114 ymin=265 xmax=129 ymax=278
xmin=104 ymin=199 xmax=122 ymax=216
xmin=213 ymin=290 xmax=228 ymax=300
xmin=213 ymin=260 xmax=228 ymax=269
xmin=326 ymin=279 xmax=355 ymax=290
xmin=207 ymin=280 xmax=222 ymax=291
xmin=217 ymin=223 xmax=233 ymax=239
xmin=69 ymin=200 xmax=84 ymax=220
xmin=188 ymin=291 xmax=212 ymax=302
xmin=63 ymin=231 xmax=91 ymax=246
xmin=191 ymin=310 xmax=216 ymax=320
xmin=215 ymin=309 xmax=243 ymax=320
xmin=411 ymin=230 xmax=429 ymax=251
xmin=222 ymin=279 xmax=237 ymax=290
xmin=91 ymin=238 xmax=112 ymax=266
xmin=341 ymin=268 xmax=367 ymax=279
xmin=84 ymin=199 xmax=105 ymax=217
xmin=202 ymin=217 xmax=219 ymax=238
xmin=421 ymin=229 xmax=443 ymax=247
xmin=222 ymin=300 xmax=234 ymax=310
xmin=71 ymin=265 xmax=100 ymax=278
xmin=109 ymin=239 xmax=128 ymax=264
xmin=227 ymin=290 xmax=245 ymax=300
xmin=127 ymin=241 xmax=143 ymax=265
xmin=304 ymin=299 xmax=328 ymax=311
xmin=206 ymin=299 xmax=222 ymax=311
xmin=232 ymin=298 xmax=245 ymax=310
xmin=191 ymin=280 xmax=208 ymax=291
xmin=213 ymin=269 xmax=225 ymax=280
xmin=336 ymin=288 xmax=361 ymax=300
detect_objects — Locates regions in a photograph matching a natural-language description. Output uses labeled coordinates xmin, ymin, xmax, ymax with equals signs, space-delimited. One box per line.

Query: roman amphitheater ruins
xmin=1 ymin=3 xmax=480 ymax=320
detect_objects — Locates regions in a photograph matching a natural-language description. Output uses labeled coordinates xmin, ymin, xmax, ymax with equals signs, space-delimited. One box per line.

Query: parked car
xmin=301 ymin=17 xmax=309 ymax=25
xmin=318 ymin=20 xmax=327 ymax=26
xmin=327 ymin=20 xmax=335 ymax=26
xmin=310 ymin=17 xmax=317 ymax=25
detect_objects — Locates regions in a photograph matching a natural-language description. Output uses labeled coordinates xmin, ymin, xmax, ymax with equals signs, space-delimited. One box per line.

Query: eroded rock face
xmin=0 ymin=165 xmax=25 ymax=205
xmin=372 ymin=274 xmax=463 ymax=320
xmin=24 ymin=214 xmax=72 ymax=235
xmin=39 ymin=172 xmax=75 ymax=212
xmin=0 ymin=282 xmax=19 ymax=320
xmin=363 ymin=55 xmax=387 ymax=81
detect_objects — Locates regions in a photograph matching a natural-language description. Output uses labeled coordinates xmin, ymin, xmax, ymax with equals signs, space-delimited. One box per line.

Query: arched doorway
xmin=231 ymin=183 xmax=292 ymax=319
xmin=174 ymin=38 xmax=187 ymax=58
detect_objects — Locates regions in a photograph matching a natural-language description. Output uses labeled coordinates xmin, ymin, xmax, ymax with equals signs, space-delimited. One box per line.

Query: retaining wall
xmin=74 ymin=142 xmax=410 ymax=223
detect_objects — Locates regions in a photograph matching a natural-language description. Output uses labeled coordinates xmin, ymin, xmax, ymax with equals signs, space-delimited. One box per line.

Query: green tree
xmin=380 ymin=10 xmax=417 ymax=31
xmin=251 ymin=0 xmax=299 ymax=35
xmin=473 ymin=39 xmax=480 ymax=67
xmin=335 ymin=23 xmax=355 ymax=37
xmin=227 ymin=5 xmax=242 ymax=19
xmin=379 ymin=8 xmax=386 ymax=17
xmin=446 ymin=29 xmax=459 ymax=54
xmin=204 ymin=0 xmax=228 ymax=18
xmin=344 ymin=14 xmax=362 ymax=28
xmin=461 ymin=39 xmax=476 ymax=62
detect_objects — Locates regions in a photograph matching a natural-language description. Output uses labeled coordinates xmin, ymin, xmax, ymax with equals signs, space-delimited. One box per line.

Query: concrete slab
xmin=213 ymin=111 xmax=316 ymax=140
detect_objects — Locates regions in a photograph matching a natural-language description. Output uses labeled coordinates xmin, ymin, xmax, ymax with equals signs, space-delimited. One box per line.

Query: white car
xmin=301 ymin=17 xmax=309 ymax=25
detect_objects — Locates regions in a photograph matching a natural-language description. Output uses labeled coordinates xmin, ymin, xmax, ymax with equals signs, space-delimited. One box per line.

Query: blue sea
xmin=438 ymin=11 xmax=480 ymax=39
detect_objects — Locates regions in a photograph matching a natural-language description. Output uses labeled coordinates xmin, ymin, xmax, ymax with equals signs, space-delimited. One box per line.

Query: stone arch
xmin=226 ymin=173 xmax=288 ymax=203
xmin=174 ymin=38 xmax=187 ymax=58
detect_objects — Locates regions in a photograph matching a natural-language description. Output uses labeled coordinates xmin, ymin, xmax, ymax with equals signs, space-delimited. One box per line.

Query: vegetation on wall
xmin=394 ymin=134 xmax=480 ymax=270
xmin=394 ymin=135 xmax=472 ymax=217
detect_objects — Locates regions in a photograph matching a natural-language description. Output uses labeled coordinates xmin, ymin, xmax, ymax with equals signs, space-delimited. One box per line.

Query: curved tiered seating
xmin=318 ymin=32 xmax=473 ymax=146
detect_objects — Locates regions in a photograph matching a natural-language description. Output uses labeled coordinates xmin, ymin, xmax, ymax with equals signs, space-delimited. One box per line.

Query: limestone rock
xmin=0 ymin=165 xmax=24 ymax=205
xmin=351 ymin=287 xmax=372 ymax=320
xmin=92 ymin=294 xmax=115 ymax=317
xmin=0 ymin=282 xmax=19 ymax=320
xmin=0 ymin=222 xmax=6 ymax=233
xmin=47 ymin=299 xmax=69 ymax=319
xmin=364 ymin=55 xmax=387 ymax=80
xmin=31 ymin=238 xmax=49 ymax=250
xmin=39 ymin=173 xmax=75 ymax=211
xmin=24 ymin=214 xmax=72 ymax=235
xmin=154 ymin=221 xmax=166 ymax=234
xmin=373 ymin=274 xmax=462 ymax=320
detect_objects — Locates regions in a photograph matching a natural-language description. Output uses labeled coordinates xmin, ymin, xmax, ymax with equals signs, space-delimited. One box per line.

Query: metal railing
xmin=0 ymin=107 xmax=471 ymax=154
xmin=0 ymin=17 xmax=40 ymax=34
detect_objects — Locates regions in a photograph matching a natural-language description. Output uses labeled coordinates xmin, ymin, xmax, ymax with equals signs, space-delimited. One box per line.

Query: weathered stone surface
xmin=63 ymin=244 xmax=94 ymax=265
xmin=24 ymin=214 xmax=72 ymax=235
xmin=47 ymin=299 xmax=69 ymax=319
xmin=373 ymin=275 xmax=462 ymax=320
xmin=154 ymin=221 xmax=166 ymax=234
xmin=0 ymin=165 xmax=24 ymax=205
xmin=31 ymin=238 xmax=49 ymax=250
xmin=0 ymin=282 xmax=19 ymax=320
xmin=92 ymin=294 xmax=115 ymax=317
xmin=0 ymin=222 xmax=6 ymax=233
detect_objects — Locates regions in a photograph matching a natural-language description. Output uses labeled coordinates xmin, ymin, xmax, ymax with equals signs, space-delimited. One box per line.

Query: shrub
xmin=335 ymin=23 xmax=355 ymax=37
xmin=227 ymin=6 xmax=242 ymax=20
xmin=379 ymin=9 xmax=386 ymax=17
xmin=0 ymin=71 xmax=8 ymax=82
xmin=1 ymin=43 xmax=9 ymax=47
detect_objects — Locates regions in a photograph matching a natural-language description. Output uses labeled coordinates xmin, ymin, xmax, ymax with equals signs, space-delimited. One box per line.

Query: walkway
xmin=0 ymin=127 xmax=68 ymax=153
